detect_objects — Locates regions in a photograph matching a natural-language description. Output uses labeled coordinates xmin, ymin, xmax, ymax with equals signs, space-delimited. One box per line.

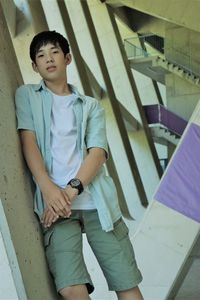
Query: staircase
xmin=144 ymin=104 xmax=188 ymax=145
xmin=152 ymin=56 xmax=200 ymax=86
xmin=129 ymin=54 xmax=200 ymax=86
xmin=125 ymin=37 xmax=200 ymax=87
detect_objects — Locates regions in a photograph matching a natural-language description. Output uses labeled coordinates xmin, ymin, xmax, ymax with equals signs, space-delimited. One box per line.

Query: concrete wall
xmin=165 ymin=26 xmax=200 ymax=74
xmin=165 ymin=25 xmax=200 ymax=120
xmin=0 ymin=3 xmax=56 ymax=299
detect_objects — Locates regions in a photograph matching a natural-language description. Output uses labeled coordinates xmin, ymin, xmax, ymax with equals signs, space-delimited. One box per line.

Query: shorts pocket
xmin=113 ymin=218 xmax=129 ymax=241
xmin=44 ymin=229 xmax=54 ymax=249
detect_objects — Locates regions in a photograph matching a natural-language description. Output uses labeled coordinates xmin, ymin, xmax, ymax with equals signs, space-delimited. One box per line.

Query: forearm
xmin=75 ymin=147 xmax=107 ymax=187
xmin=20 ymin=130 xmax=51 ymax=191
xmin=20 ymin=130 xmax=71 ymax=217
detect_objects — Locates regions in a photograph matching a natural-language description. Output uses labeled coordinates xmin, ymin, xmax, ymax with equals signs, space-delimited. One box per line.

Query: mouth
xmin=46 ymin=66 xmax=56 ymax=72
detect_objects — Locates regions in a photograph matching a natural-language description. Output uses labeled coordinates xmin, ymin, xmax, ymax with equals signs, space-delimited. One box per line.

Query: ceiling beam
xmin=103 ymin=0 xmax=200 ymax=33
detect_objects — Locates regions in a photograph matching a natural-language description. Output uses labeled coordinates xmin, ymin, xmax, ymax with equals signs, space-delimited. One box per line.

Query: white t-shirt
xmin=49 ymin=92 xmax=95 ymax=210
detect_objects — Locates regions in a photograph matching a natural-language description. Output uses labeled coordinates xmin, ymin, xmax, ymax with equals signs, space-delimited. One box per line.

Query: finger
xmin=52 ymin=197 xmax=70 ymax=214
xmin=43 ymin=210 xmax=50 ymax=227
xmin=62 ymin=190 xmax=71 ymax=205
xmin=52 ymin=214 xmax=59 ymax=223
xmin=47 ymin=204 xmax=59 ymax=215
xmin=41 ymin=210 xmax=46 ymax=223
xmin=41 ymin=208 xmax=49 ymax=223
xmin=66 ymin=210 xmax=72 ymax=218
xmin=61 ymin=204 xmax=72 ymax=217
xmin=45 ymin=210 xmax=55 ymax=227
xmin=58 ymin=208 xmax=67 ymax=217
xmin=61 ymin=191 xmax=71 ymax=212
xmin=58 ymin=208 xmax=70 ymax=218
xmin=45 ymin=210 xmax=52 ymax=227
xmin=49 ymin=201 xmax=66 ymax=216
xmin=56 ymin=195 xmax=71 ymax=217
xmin=47 ymin=194 xmax=70 ymax=217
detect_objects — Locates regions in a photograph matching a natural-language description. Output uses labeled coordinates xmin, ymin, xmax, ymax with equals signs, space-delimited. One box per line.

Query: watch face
xmin=68 ymin=178 xmax=84 ymax=195
xmin=71 ymin=179 xmax=80 ymax=187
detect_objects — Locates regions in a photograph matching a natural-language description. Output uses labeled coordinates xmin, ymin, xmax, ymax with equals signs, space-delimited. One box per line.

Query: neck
xmin=44 ymin=78 xmax=71 ymax=96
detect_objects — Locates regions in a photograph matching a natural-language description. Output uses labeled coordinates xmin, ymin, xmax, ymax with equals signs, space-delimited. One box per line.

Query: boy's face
xmin=32 ymin=42 xmax=71 ymax=82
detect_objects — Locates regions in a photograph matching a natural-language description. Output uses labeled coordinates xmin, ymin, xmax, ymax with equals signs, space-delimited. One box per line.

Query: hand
xmin=41 ymin=208 xmax=59 ymax=228
xmin=41 ymin=181 xmax=71 ymax=217
xmin=41 ymin=205 xmax=72 ymax=228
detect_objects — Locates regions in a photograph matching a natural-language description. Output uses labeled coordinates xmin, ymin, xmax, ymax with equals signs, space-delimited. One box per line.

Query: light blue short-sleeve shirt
xmin=15 ymin=80 xmax=122 ymax=232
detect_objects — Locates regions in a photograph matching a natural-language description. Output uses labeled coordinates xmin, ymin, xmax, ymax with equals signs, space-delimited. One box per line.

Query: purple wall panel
xmin=155 ymin=123 xmax=200 ymax=223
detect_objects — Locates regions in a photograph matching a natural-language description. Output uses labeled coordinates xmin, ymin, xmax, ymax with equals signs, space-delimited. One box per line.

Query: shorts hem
xmin=56 ymin=278 xmax=94 ymax=294
xmin=108 ymin=275 xmax=143 ymax=292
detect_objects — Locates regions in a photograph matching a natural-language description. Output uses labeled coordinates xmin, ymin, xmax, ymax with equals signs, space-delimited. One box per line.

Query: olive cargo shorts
xmin=44 ymin=210 xmax=142 ymax=294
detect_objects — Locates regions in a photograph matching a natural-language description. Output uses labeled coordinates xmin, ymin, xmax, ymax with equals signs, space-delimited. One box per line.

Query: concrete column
xmin=0 ymin=3 xmax=56 ymax=299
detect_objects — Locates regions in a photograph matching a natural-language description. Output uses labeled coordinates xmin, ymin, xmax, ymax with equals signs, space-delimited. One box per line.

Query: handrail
xmin=124 ymin=34 xmax=200 ymax=79
xmin=143 ymin=104 xmax=188 ymax=137
xmin=124 ymin=34 xmax=164 ymax=58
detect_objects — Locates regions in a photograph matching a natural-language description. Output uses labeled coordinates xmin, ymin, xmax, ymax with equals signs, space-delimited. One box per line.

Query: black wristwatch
xmin=67 ymin=178 xmax=84 ymax=195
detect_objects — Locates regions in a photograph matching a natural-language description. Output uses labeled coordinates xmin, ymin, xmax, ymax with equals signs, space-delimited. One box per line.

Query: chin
xmin=43 ymin=74 xmax=59 ymax=82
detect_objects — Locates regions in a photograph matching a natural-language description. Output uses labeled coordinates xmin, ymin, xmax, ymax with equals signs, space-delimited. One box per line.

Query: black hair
xmin=29 ymin=30 xmax=70 ymax=63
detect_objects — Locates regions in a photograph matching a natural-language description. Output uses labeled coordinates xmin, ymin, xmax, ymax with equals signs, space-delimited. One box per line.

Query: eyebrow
xmin=37 ymin=46 xmax=59 ymax=53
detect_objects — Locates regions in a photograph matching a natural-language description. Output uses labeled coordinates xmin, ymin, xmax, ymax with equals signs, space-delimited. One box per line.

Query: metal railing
xmin=124 ymin=34 xmax=164 ymax=59
xmin=124 ymin=34 xmax=200 ymax=78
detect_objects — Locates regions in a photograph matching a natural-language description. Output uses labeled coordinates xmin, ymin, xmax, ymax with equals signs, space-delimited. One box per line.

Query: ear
xmin=32 ymin=62 xmax=39 ymax=73
xmin=65 ymin=53 xmax=72 ymax=66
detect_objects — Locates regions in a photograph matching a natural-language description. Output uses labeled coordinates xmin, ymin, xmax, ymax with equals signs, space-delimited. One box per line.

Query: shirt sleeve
xmin=85 ymin=99 xmax=108 ymax=157
xmin=15 ymin=85 xmax=35 ymax=131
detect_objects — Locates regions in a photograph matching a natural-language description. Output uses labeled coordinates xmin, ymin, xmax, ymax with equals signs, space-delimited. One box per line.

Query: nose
xmin=46 ymin=53 xmax=54 ymax=63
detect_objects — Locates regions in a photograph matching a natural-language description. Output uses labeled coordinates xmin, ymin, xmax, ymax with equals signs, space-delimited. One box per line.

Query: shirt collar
xmin=33 ymin=80 xmax=86 ymax=103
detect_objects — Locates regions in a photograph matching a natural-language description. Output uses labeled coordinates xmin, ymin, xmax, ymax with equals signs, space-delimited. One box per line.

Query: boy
xmin=15 ymin=30 xmax=143 ymax=300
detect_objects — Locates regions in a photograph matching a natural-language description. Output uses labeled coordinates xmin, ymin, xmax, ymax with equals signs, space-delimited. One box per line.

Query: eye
xmin=52 ymin=50 xmax=59 ymax=54
xmin=37 ymin=54 xmax=44 ymax=58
